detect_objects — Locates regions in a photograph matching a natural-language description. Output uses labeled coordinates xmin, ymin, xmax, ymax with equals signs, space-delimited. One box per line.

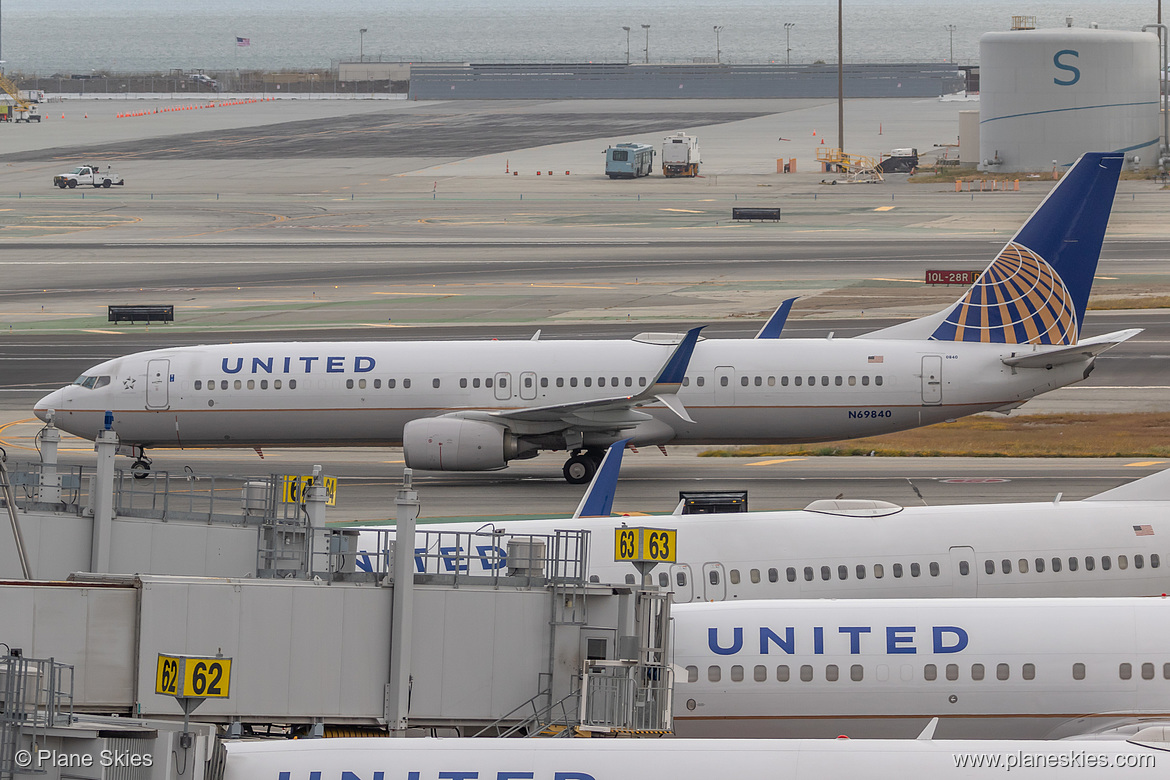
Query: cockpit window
xmin=72 ymin=375 xmax=111 ymax=390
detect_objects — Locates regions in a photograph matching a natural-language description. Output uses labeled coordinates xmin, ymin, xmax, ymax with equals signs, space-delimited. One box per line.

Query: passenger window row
xmin=681 ymin=375 xmax=885 ymax=388
xmin=687 ymin=661 xmax=1170 ymax=685
xmin=724 ymin=561 xmax=943 ymax=586
xmin=984 ymin=554 xmax=1159 ymax=575
xmin=683 ymin=552 xmax=1162 ymax=592
xmin=194 ymin=378 xmax=300 ymax=391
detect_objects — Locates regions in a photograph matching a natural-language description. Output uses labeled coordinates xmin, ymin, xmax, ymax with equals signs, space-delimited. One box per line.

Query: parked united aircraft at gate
xmin=363 ymin=459 xmax=1170 ymax=601
xmin=221 ymin=734 xmax=1169 ymax=780
xmin=35 ymin=152 xmax=1136 ymax=482
xmin=672 ymin=596 xmax=1170 ymax=740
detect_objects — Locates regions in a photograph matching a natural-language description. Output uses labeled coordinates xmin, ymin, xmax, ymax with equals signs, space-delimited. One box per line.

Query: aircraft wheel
xmin=563 ymin=453 xmax=597 ymax=485
xmin=131 ymin=459 xmax=151 ymax=480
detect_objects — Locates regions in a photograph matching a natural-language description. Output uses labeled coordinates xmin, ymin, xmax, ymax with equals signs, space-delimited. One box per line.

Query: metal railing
xmin=470 ymin=687 xmax=582 ymax=738
xmin=2 ymin=460 xmax=289 ymax=525
xmin=324 ymin=528 xmax=590 ymax=586
xmin=0 ymin=655 xmax=74 ymax=780
xmin=579 ymin=661 xmax=673 ymax=733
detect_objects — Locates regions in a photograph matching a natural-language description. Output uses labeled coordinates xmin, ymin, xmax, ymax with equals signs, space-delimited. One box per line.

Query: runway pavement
xmin=1 ymin=93 xmax=1168 ymax=516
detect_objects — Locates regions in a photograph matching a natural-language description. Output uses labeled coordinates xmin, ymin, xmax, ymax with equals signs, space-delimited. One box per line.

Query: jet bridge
xmin=0 ymin=423 xmax=674 ymax=778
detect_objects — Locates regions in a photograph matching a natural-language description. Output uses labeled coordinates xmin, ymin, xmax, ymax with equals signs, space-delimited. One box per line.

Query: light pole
xmin=642 ymin=24 xmax=650 ymax=64
xmin=944 ymin=24 xmax=956 ymax=62
xmin=784 ymin=22 xmax=795 ymax=65
xmin=713 ymin=25 xmax=723 ymax=64
xmin=359 ymin=27 xmax=367 ymax=62
xmin=622 ymin=26 xmax=631 ymax=65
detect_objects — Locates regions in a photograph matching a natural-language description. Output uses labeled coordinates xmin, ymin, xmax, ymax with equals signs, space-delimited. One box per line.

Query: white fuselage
xmin=369 ymin=495 xmax=1170 ymax=601
xmin=222 ymin=736 xmax=1166 ymax=780
xmin=35 ymin=335 xmax=1089 ymax=451
xmin=672 ymin=597 xmax=1170 ymax=739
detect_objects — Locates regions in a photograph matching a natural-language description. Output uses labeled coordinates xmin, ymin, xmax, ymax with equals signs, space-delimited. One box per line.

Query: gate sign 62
xmin=155 ymin=654 xmax=233 ymax=699
xmin=613 ymin=527 xmax=677 ymax=563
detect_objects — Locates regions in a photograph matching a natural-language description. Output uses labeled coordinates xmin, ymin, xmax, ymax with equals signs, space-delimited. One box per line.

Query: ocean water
xmin=0 ymin=0 xmax=1160 ymax=75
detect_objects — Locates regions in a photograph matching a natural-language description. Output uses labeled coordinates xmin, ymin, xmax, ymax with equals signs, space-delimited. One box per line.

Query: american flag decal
xmin=867 ymin=355 xmax=883 ymax=363
xmin=1134 ymin=524 xmax=1154 ymax=536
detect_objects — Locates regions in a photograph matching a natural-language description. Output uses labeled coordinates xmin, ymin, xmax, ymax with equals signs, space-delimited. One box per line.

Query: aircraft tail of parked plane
xmin=34 ymin=153 xmax=1136 ymax=482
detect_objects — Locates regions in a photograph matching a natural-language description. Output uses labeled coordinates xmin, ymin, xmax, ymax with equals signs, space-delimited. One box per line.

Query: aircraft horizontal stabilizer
xmin=1000 ymin=328 xmax=1141 ymax=368
xmin=1085 ymin=463 xmax=1170 ymax=502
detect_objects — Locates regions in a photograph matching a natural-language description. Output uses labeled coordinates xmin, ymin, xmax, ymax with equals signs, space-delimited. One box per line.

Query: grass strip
xmin=699 ymin=413 xmax=1170 ymax=458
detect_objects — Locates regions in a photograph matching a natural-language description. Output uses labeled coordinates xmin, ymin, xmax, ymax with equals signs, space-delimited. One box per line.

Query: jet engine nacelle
xmin=402 ymin=418 xmax=521 ymax=471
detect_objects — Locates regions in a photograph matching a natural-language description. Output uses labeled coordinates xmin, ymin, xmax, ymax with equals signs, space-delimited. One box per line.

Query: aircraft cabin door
xmin=701 ymin=562 xmax=726 ymax=601
xmin=669 ymin=563 xmax=694 ymax=602
xmin=714 ymin=366 xmax=735 ymax=407
xmin=146 ymin=359 xmax=170 ymax=409
xmin=921 ymin=355 xmax=943 ymax=405
xmin=949 ymin=546 xmax=977 ymax=596
xmin=519 ymin=371 xmax=538 ymax=401
xmin=494 ymin=372 xmax=512 ymax=401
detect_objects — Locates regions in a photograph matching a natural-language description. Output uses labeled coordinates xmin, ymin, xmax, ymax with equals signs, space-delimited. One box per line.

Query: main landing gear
xmin=562 ymin=449 xmax=605 ymax=485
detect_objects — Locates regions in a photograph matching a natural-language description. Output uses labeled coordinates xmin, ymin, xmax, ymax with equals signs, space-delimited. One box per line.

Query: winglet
xmin=916 ymin=717 xmax=939 ymax=741
xmin=651 ymin=326 xmax=704 ymax=388
xmin=573 ymin=439 xmax=629 ymax=518
xmin=755 ymin=297 xmax=798 ymax=339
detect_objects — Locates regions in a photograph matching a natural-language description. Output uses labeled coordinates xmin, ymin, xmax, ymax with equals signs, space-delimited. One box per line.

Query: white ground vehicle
xmin=662 ymin=131 xmax=701 ymax=177
xmin=53 ymin=165 xmax=125 ymax=189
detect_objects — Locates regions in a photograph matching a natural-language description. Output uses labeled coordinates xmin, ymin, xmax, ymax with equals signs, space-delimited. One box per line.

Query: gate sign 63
xmin=155 ymin=654 xmax=232 ymax=699
xmin=614 ymin=527 xmax=677 ymax=563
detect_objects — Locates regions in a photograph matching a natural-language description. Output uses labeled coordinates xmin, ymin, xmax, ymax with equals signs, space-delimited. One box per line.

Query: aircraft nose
xmin=34 ymin=389 xmax=60 ymax=422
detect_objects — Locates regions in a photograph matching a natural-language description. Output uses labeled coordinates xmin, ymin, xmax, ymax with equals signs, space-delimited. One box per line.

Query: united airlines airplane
xmin=362 ymin=454 xmax=1170 ymax=601
xmin=673 ymin=596 xmax=1170 ymax=740
xmin=222 ymin=734 xmax=1168 ymax=780
xmin=35 ymin=152 xmax=1135 ymax=483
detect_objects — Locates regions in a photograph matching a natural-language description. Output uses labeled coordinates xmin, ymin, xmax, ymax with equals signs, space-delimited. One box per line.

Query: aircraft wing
xmin=455 ymin=326 xmax=703 ymax=428
xmin=1000 ymin=328 xmax=1141 ymax=368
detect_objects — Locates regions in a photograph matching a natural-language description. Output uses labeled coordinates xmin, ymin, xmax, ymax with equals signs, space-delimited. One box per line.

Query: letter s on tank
xmin=1054 ymin=49 xmax=1080 ymax=86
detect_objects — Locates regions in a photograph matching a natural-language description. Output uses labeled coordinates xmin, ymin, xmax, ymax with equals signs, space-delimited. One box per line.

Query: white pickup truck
xmin=53 ymin=165 xmax=125 ymax=189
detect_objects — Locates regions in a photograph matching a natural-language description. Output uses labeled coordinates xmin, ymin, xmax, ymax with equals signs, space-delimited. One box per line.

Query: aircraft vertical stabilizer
xmin=860 ymin=152 xmax=1123 ymax=343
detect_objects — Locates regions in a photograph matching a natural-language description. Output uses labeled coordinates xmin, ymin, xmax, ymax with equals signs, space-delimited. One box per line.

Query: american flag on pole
xmin=867 ymin=355 xmax=884 ymax=363
xmin=1134 ymin=524 xmax=1155 ymax=536
xmin=236 ymin=37 xmax=251 ymax=47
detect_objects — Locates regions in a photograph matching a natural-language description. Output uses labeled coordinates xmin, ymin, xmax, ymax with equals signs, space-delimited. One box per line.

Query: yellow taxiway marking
xmin=373 ymin=291 xmax=465 ymax=296
xmin=528 ymin=284 xmax=616 ymax=290
xmin=748 ymin=458 xmax=807 ymax=466
xmin=873 ymin=206 xmax=896 ymax=212
xmin=660 ymin=208 xmax=706 ymax=214
xmin=1127 ymin=460 xmax=1167 ymax=467
xmin=81 ymin=329 xmax=124 ymax=334
xmin=869 ymin=278 xmax=925 ymax=283
xmin=381 ymin=460 xmax=407 ymax=465
xmin=361 ymin=323 xmax=409 ymax=328
xmin=1094 ymin=276 xmax=1118 ymax=280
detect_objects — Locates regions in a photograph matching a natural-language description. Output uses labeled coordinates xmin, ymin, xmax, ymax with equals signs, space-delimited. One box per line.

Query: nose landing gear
xmin=130 ymin=453 xmax=152 ymax=480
